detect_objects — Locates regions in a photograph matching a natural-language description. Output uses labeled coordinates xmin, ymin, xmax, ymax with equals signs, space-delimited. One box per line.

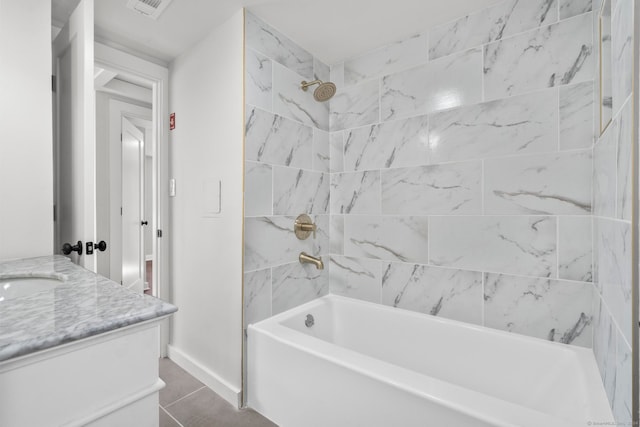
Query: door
xmin=53 ymin=0 xmax=96 ymax=269
xmin=121 ymin=118 xmax=145 ymax=293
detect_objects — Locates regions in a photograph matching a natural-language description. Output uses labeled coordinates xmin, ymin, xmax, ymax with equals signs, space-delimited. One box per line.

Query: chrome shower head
xmin=300 ymin=80 xmax=337 ymax=102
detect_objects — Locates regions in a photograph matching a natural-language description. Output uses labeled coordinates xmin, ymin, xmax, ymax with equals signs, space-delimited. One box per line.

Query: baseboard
xmin=167 ymin=345 xmax=241 ymax=408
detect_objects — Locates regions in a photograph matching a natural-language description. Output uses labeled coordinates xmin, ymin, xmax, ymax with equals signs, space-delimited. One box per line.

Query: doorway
xmin=95 ymin=70 xmax=154 ymax=291
xmin=94 ymin=42 xmax=171 ymax=355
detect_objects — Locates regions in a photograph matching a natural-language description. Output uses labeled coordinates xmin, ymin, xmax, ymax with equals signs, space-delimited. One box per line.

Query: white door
xmin=53 ymin=0 xmax=96 ymax=269
xmin=121 ymin=118 xmax=145 ymax=293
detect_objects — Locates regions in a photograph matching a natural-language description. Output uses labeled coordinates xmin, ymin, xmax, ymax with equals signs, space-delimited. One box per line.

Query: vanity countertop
xmin=0 ymin=255 xmax=177 ymax=362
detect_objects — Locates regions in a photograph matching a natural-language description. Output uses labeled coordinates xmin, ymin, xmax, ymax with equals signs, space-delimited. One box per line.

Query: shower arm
xmin=300 ymin=80 xmax=322 ymax=91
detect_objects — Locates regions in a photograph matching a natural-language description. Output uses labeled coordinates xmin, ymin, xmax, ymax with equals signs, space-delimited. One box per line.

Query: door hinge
xmin=51 ymin=75 xmax=56 ymax=93
xmin=120 ymin=133 xmax=123 ymax=142
xmin=53 ymin=205 xmax=56 ymax=221
xmin=120 ymin=207 xmax=123 ymax=216
xmin=157 ymin=229 xmax=163 ymax=238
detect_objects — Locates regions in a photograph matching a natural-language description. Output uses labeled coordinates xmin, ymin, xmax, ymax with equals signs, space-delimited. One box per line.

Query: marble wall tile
xmin=245 ymin=48 xmax=272 ymax=111
xmin=273 ymin=63 xmax=329 ymax=131
xmin=593 ymin=297 xmax=617 ymax=406
xmin=244 ymin=268 xmax=271 ymax=327
xmin=343 ymin=115 xmax=429 ymax=171
xmin=484 ymin=13 xmax=594 ymax=100
xmin=313 ymin=129 xmax=330 ymax=173
xmin=272 ymin=167 xmax=329 ymax=215
xmin=329 ymin=256 xmax=382 ymax=303
xmin=245 ymin=11 xmax=314 ymax=80
xmin=330 ymin=171 xmax=381 ymax=214
xmin=594 ymin=218 xmax=631 ymax=342
xmin=429 ymin=0 xmax=558 ymax=60
xmin=381 ymin=48 xmax=482 ymax=122
xmin=559 ymin=0 xmax=593 ymax=19
xmin=330 ymin=215 xmax=344 ymax=255
xmin=330 ymin=62 xmax=345 ymax=90
xmin=330 ymin=79 xmax=380 ymax=131
xmin=593 ymin=119 xmax=618 ymax=217
xmin=484 ymin=273 xmax=593 ymax=346
xmin=344 ymin=216 xmax=429 ymax=264
xmin=558 ymin=216 xmax=592 ymax=282
xmin=314 ymin=58 xmax=330 ymax=82
xmin=245 ymin=106 xmax=313 ymax=169
xmin=611 ymin=0 xmax=632 ymax=114
xmin=428 ymin=89 xmax=558 ymax=163
xmin=382 ymin=262 xmax=482 ymax=324
xmin=594 ymin=217 xmax=631 ymax=293
xmin=601 ymin=269 xmax=631 ymax=349
xmin=613 ymin=337 xmax=632 ymax=424
xmin=559 ymin=81 xmax=594 ymax=150
xmin=616 ymin=100 xmax=632 ymax=221
xmin=329 ymin=132 xmax=344 ymax=173
xmin=429 ymin=216 xmax=557 ymax=278
xmin=245 ymin=161 xmax=272 ymax=217
xmin=272 ymin=261 xmax=329 ymax=314
xmin=244 ymin=215 xmax=329 ymax=271
xmin=381 ymin=162 xmax=482 ymax=215
xmin=344 ymin=33 xmax=429 ymax=87
xmin=484 ymin=150 xmax=592 ymax=215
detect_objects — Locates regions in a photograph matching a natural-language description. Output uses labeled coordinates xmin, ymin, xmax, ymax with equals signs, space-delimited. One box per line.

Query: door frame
xmin=107 ymin=100 xmax=152 ymax=285
xmin=52 ymin=0 xmax=95 ymax=270
xmin=95 ymin=43 xmax=170 ymax=356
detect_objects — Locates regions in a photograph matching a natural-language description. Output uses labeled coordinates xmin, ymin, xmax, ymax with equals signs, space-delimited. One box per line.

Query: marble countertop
xmin=0 ymin=255 xmax=177 ymax=362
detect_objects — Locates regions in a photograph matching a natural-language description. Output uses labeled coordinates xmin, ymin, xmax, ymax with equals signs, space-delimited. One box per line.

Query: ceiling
xmin=52 ymin=0 xmax=502 ymax=66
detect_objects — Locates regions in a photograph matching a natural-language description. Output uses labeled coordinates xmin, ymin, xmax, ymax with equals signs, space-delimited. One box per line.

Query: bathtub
xmin=247 ymin=295 xmax=613 ymax=427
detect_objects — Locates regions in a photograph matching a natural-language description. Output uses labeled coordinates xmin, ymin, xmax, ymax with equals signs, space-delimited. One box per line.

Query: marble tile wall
xmin=590 ymin=0 xmax=634 ymax=422
xmin=244 ymin=11 xmax=331 ymax=330
xmin=328 ymin=0 xmax=597 ymax=351
xmin=244 ymin=1 xmax=632 ymax=421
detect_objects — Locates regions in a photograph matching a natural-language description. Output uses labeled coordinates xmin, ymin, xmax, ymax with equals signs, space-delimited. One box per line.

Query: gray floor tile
xmin=160 ymin=407 xmax=183 ymax=427
xmin=165 ymin=387 xmax=277 ymax=427
xmin=159 ymin=357 xmax=205 ymax=406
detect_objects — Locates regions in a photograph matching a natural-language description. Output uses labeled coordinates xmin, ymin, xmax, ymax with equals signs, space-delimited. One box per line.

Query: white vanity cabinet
xmin=0 ymin=256 xmax=177 ymax=427
xmin=0 ymin=319 xmax=167 ymax=427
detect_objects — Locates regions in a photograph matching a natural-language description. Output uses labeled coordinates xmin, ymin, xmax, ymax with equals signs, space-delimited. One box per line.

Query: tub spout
xmin=299 ymin=252 xmax=324 ymax=270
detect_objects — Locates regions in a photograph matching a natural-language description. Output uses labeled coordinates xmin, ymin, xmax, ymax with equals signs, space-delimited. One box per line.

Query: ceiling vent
xmin=126 ymin=0 xmax=173 ymax=20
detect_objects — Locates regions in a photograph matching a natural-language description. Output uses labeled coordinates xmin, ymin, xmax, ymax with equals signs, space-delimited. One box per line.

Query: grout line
xmin=481 ymin=46 xmax=485 ymax=102
xmin=246 ymin=145 xmax=594 ymax=177
xmin=557 ymin=86 xmax=561 ymax=152
xmin=164 ymin=386 xmax=207 ymax=409
xmin=481 ymin=272 xmax=485 ymax=327
xmin=269 ymin=266 xmax=273 ymax=317
xmin=481 ymin=159 xmax=485 ymax=214
xmin=596 ymin=289 xmax=632 ymax=350
xmin=556 ymin=215 xmax=561 ymax=279
xmin=160 ymin=405 xmax=185 ymax=427
xmin=244 ymin=213 xmax=597 ymax=220
xmin=321 ymin=254 xmax=592 ymax=285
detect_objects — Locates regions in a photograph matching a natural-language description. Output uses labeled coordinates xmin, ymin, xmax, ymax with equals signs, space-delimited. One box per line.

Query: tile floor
xmin=159 ymin=358 xmax=277 ymax=427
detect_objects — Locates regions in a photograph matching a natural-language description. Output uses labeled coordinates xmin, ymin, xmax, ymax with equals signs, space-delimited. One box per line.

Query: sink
xmin=0 ymin=276 xmax=63 ymax=301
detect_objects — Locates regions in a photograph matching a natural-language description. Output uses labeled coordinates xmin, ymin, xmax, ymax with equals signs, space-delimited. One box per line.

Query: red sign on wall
xmin=170 ymin=113 xmax=176 ymax=130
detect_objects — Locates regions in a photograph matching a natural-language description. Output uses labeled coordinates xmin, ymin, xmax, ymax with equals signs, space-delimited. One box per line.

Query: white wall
xmin=168 ymin=9 xmax=244 ymax=406
xmin=0 ymin=0 xmax=53 ymax=260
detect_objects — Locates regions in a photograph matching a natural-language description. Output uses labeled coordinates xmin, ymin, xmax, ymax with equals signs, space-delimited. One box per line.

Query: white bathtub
xmin=247 ymin=295 xmax=613 ymax=427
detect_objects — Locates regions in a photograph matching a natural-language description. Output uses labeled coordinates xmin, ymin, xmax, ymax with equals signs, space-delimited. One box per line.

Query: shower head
xmin=300 ymin=80 xmax=337 ymax=102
